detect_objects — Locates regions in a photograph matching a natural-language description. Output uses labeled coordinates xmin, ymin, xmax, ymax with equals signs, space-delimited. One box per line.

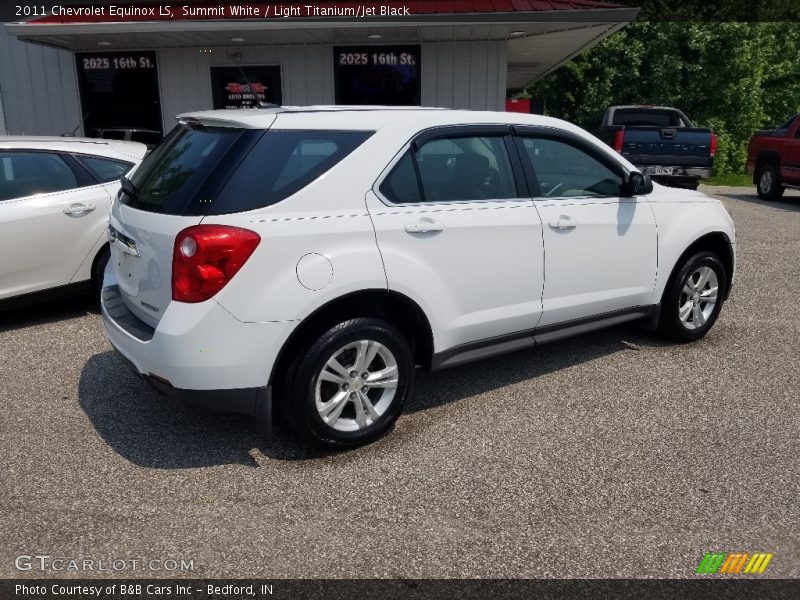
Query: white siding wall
xmin=0 ymin=27 xmax=82 ymax=136
xmin=0 ymin=35 xmax=508 ymax=137
xmin=422 ymin=41 xmax=507 ymax=110
xmin=158 ymin=40 xmax=507 ymax=130
xmin=157 ymin=44 xmax=335 ymax=131
xmin=0 ymin=81 xmax=6 ymax=134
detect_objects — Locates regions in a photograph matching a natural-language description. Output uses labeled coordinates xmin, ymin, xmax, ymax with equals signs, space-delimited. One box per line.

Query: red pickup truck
xmin=746 ymin=113 xmax=800 ymax=200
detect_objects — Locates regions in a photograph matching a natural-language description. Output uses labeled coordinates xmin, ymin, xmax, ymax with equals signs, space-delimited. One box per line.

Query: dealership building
xmin=0 ymin=1 xmax=637 ymax=139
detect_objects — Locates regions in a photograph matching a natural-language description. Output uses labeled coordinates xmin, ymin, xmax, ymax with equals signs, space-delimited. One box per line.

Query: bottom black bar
xmin=2 ymin=579 xmax=799 ymax=600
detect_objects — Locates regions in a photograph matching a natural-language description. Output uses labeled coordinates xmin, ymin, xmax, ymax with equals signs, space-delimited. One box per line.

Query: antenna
xmin=232 ymin=52 xmax=273 ymax=109
xmin=64 ymin=110 xmax=92 ymax=137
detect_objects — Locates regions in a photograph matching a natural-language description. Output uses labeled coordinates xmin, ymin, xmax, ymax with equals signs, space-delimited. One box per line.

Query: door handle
xmin=63 ymin=203 xmax=96 ymax=216
xmin=405 ymin=219 xmax=444 ymax=234
xmin=548 ymin=215 xmax=577 ymax=230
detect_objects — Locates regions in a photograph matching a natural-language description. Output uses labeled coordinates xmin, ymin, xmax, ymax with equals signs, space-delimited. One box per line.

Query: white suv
xmin=101 ymin=107 xmax=735 ymax=448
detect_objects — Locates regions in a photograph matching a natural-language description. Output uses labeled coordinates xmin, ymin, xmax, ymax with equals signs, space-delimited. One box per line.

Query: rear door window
xmin=380 ymin=152 xmax=422 ymax=204
xmin=380 ymin=134 xmax=518 ymax=203
xmin=208 ymin=130 xmax=372 ymax=214
xmin=0 ymin=152 xmax=78 ymax=201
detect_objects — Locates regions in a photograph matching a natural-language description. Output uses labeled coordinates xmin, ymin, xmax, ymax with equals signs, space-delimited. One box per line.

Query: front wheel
xmin=284 ymin=318 xmax=414 ymax=449
xmin=658 ymin=251 xmax=728 ymax=343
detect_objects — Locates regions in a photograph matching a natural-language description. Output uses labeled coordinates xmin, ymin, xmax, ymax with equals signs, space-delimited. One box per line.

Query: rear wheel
xmin=91 ymin=246 xmax=110 ymax=301
xmin=756 ymin=163 xmax=784 ymax=201
xmin=283 ymin=318 xmax=414 ymax=449
xmin=658 ymin=251 xmax=727 ymax=343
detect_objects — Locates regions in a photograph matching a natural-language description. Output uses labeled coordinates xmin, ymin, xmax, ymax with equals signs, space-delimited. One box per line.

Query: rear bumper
xmin=109 ymin=340 xmax=270 ymax=415
xmin=101 ymin=283 xmax=293 ymax=415
xmin=639 ymin=165 xmax=712 ymax=180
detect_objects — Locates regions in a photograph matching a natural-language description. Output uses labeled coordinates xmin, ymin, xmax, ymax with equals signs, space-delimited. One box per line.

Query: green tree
xmin=528 ymin=22 xmax=800 ymax=175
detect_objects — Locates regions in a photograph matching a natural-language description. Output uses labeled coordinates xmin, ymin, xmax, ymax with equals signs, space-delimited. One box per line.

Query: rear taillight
xmin=710 ymin=133 xmax=718 ymax=157
xmin=612 ymin=130 xmax=625 ymax=153
xmin=172 ymin=225 xmax=260 ymax=303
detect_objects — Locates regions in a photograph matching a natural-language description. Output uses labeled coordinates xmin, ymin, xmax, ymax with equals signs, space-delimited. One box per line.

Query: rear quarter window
xmin=75 ymin=155 xmax=134 ymax=182
xmin=208 ymin=130 xmax=373 ymax=215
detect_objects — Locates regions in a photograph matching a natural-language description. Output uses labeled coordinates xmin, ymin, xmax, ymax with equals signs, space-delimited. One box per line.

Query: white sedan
xmin=0 ymin=136 xmax=146 ymax=306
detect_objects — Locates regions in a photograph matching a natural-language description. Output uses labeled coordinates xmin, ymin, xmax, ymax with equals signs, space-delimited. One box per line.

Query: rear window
xmin=122 ymin=124 xmax=245 ymax=214
xmin=612 ymin=109 xmax=686 ymax=127
xmin=208 ymin=130 xmax=373 ymax=215
xmin=776 ymin=114 xmax=799 ymax=131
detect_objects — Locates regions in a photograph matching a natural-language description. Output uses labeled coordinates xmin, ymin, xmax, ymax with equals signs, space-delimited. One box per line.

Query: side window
xmin=380 ymin=151 xmax=421 ymax=204
xmin=273 ymin=140 xmax=339 ymax=190
xmin=0 ymin=152 xmax=78 ymax=201
xmin=208 ymin=130 xmax=373 ymax=215
xmin=380 ymin=134 xmax=517 ymax=203
xmin=519 ymin=137 xmax=623 ymax=198
xmin=75 ymin=155 xmax=134 ymax=183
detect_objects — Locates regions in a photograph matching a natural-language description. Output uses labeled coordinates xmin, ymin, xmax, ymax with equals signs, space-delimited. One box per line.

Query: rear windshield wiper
xmin=120 ymin=175 xmax=138 ymax=200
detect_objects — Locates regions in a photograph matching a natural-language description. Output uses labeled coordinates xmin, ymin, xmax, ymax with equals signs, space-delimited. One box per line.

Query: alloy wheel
xmin=314 ymin=340 xmax=399 ymax=432
xmin=678 ymin=266 xmax=719 ymax=330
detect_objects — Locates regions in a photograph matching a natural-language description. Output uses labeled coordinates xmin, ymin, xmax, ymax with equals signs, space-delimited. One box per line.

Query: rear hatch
xmin=108 ymin=117 xmax=273 ymax=327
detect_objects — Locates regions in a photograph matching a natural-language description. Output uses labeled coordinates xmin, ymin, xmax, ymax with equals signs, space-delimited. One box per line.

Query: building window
xmin=210 ymin=66 xmax=282 ymax=109
xmin=76 ymin=51 xmax=162 ymax=141
xmin=334 ymin=46 xmax=421 ymax=106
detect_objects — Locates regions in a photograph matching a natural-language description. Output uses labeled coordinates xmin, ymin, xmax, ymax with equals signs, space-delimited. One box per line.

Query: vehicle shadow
xmin=712 ymin=189 xmax=800 ymax=212
xmin=0 ymin=296 xmax=99 ymax=333
xmin=78 ymin=324 xmax=662 ymax=469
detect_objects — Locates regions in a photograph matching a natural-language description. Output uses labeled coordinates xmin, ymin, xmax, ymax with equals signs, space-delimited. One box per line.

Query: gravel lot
xmin=1 ymin=186 xmax=798 ymax=579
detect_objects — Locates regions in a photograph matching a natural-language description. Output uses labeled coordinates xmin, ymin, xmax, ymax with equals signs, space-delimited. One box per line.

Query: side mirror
xmin=624 ymin=172 xmax=653 ymax=196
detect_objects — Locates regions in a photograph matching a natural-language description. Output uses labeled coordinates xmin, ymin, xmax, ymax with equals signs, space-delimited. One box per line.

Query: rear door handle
xmin=405 ymin=219 xmax=444 ymax=234
xmin=548 ymin=215 xmax=577 ymax=230
xmin=63 ymin=203 xmax=96 ymax=216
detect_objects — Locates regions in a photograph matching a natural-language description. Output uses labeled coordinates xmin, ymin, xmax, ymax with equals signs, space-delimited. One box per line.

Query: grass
xmin=704 ymin=173 xmax=752 ymax=187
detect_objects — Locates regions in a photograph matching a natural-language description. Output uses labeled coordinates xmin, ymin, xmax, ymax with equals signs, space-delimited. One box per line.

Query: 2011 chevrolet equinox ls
xmin=101 ymin=106 xmax=735 ymax=448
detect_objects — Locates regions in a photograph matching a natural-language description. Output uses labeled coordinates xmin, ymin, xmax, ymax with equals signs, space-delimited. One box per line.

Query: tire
xmin=756 ymin=163 xmax=784 ymax=201
xmin=283 ymin=317 xmax=414 ymax=449
xmin=91 ymin=246 xmax=110 ymax=301
xmin=658 ymin=251 xmax=727 ymax=343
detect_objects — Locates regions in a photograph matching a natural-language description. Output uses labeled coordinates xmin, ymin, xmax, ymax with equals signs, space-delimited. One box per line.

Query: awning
xmin=5 ymin=1 xmax=639 ymax=89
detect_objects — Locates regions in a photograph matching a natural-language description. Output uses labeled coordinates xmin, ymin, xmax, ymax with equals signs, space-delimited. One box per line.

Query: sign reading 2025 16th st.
xmin=334 ymin=45 xmax=421 ymax=106
xmin=79 ymin=54 xmax=155 ymax=70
